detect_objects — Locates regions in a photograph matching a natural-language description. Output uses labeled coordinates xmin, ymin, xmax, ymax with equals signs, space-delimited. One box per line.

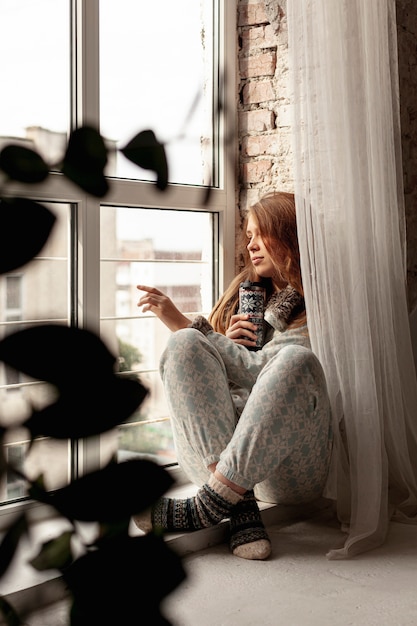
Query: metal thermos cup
xmin=238 ymin=281 xmax=266 ymax=350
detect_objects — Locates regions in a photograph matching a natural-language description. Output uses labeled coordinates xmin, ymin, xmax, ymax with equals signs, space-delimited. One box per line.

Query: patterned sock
xmin=152 ymin=474 xmax=243 ymax=532
xmin=229 ymin=491 xmax=272 ymax=560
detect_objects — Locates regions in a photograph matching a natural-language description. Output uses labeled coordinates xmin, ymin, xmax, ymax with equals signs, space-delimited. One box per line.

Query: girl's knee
xmin=272 ymin=344 xmax=322 ymax=376
xmin=267 ymin=345 xmax=329 ymax=400
xmin=164 ymin=327 xmax=207 ymax=355
xmin=160 ymin=328 xmax=212 ymax=376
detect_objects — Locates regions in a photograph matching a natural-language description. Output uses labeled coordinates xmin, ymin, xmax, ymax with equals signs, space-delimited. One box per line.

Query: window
xmin=100 ymin=206 xmax=216 ymax=466
xmin=0 ymin=0 xmax=236 ymax=526
xmin=99 ymin=0 xmax=216 ymax=186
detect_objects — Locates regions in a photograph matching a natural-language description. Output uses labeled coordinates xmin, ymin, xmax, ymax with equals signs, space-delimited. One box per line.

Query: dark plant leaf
xmin=0 ymin=325 xmax=148 ymax=438
xmin=121 ymin=130 xmax=168 ymax=190
xmin=70 ymin=603 xmax=172 ymax=626
xmin=0 ymin=197 xmax=56 ymax=274
xmin=61 ymin=126 xmax=108 ymax=197
xmin=63 ymin=533 xmax=186 ymax=623
xmin=29 ymin=459 xmax=174 ymax=522
xmin=0 ymin=596 xmax=24 ymax=626
xmin=29 ymin=530 xmax=74 ymax=572
xmin=23 ymin=376 xmax=148 ymax=439
xmin=0 ymin=514 xmax=28 ymax=581
xmin=0 ymin=144 xmax=49 ymax=184
xmin=0 ymin=325 xmax=115 ymax=384
xmin=96 ymin=518 xmax=131 ymax=543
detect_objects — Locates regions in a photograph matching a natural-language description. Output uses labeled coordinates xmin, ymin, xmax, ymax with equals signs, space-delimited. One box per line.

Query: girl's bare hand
xmin=137 ymin=284 xmax=191 ymax=332
xmin=225 ymin=313 xmax=258 ymax=347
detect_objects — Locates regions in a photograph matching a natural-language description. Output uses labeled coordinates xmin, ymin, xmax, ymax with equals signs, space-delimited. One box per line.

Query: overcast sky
xmin=0 ymin=0 xmax=213 ymax=249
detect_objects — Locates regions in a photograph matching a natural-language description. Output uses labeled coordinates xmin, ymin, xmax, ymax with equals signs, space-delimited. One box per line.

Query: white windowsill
xmin=0 ymin=469 xmax=332 ymax=621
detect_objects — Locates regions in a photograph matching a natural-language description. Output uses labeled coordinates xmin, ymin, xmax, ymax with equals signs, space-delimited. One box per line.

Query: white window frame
xmin=0 ymin=0 xmax=237 ymax=529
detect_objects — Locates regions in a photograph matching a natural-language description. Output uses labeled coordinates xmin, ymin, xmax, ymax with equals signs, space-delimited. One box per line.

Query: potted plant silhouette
xmin=0 ymin=126 xmax=187 ymax=625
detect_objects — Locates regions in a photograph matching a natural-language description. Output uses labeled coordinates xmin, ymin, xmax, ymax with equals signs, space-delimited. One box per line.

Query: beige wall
xmin=237 ymin=0 xmax=417 ymax=314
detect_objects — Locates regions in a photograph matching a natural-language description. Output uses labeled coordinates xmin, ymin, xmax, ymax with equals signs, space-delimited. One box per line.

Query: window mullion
xmin=71 ymin=0 xmax=102 ymax=477
xmin=72 ymin=0 xmax=100 ymax=130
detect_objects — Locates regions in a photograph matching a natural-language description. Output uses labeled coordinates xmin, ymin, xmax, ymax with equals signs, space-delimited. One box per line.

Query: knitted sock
xmin=229 ymin=491 xmax=272 ymax=560
xmin=152 ymin=474 xmax=243 ymax=533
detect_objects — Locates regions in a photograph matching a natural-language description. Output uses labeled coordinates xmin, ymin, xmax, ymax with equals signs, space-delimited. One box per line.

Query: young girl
xmin=135 ymin=191 xmax=332 ymax=560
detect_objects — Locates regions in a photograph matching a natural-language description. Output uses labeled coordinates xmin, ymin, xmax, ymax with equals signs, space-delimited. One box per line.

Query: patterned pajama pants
xmin=160 ymin=328 xmax=333 ymax=505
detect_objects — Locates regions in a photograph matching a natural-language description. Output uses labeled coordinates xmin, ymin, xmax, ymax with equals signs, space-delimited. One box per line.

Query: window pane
xmin=0 ymin=203 xmax=71 ymax=504
xmin=100 ymin=206 xmax=215 ymax=464
xmin=0 ymin=1 xmax=70 ymax=141
xmin=99 ymin=0 xmax=215 ymax=185
xmin=0 ymin=203 xmax=70 ymax=329
xmin=1 ymin=402 xmax=71 ymax=504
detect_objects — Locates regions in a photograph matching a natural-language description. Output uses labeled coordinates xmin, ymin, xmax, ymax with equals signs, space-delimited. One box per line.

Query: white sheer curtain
xmin=287 ymin=0 xmax=417 ymax=559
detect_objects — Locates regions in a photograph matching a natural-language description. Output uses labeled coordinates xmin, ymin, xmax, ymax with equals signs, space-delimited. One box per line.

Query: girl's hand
xmin=137 ymin=285 xmax=191 ymax=332
xmin=225 ymin=313 xmax=258 ymax=347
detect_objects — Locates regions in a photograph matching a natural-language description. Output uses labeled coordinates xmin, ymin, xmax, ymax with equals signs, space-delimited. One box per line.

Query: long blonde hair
xmin=208 ymin=191 xmax=305 ymax=334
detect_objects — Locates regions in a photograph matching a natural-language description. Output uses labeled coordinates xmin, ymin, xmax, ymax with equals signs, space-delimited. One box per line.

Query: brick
xmin=241 ymin=159 xmax=272 ymax=183
xmin=242 ymin=81 xmax=275 ymax=104
xmin=238 ymin=2 xmax=269 ymax=27
xmin=239 ymin=51 xmax=276 ymax=79
xmin=240 ymin=24 xmax=277 ymax=51
xmin=242 ymin=134 xmax=278 ymax=157
xmin=239 ymin=109 xmax=275 ymax=133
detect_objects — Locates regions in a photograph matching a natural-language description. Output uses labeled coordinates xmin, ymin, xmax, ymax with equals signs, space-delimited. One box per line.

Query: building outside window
xmin=0 ymin=0 xmax=236 ymax=526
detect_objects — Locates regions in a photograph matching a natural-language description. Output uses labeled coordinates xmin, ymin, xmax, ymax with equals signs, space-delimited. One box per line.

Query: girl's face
xmin=246 ymin=214 xmax=275 ymax=278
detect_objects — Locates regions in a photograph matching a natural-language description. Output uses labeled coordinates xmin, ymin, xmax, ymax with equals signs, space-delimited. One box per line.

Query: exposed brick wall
xmin=236 ymin=0 xmax=292 ymax=271
xmin=236 ymin=0 xmax=417 ymax=311
xmin=237 ymin=0 xmax=290 ymax=215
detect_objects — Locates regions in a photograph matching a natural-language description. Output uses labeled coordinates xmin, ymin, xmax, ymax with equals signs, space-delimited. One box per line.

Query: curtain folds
xmin=287 ymin=0 xmax=417 ymax=559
